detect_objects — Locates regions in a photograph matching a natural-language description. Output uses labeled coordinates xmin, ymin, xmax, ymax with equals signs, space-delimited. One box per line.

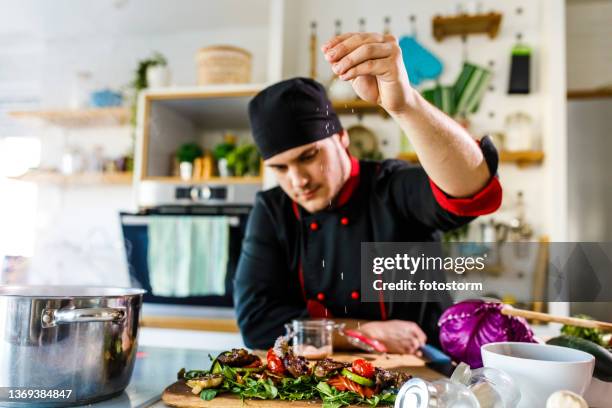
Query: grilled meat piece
xmin=394 ymin=371 xmax=413 ymax=388
xmin=374 ymin=368 xmax=412 ymax=390
xmin=283 ymin=354 xmax=311 ymax=378
xmin=313 ymin=358 xmax=349 ymax=378
xmin=217 ymin=348 xmax=259 ymax=367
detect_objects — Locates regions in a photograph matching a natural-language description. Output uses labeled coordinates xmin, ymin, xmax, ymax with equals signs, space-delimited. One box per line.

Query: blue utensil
xmin=399 ymin=36 xmax=443 ymax=86
xmin=420 ymin=344 xmax=452 ymax=364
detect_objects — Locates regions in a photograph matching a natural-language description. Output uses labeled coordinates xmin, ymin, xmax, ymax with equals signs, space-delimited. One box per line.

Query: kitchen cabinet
xmin=133 ymin=84 xmax=266 ymax=207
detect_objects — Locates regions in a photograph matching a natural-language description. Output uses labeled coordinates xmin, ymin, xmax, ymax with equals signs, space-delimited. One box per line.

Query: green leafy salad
xmin=177 ymin=337 xmax=411 ymax=408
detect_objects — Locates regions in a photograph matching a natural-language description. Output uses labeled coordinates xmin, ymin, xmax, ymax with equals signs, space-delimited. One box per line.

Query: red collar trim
xmin=335 ymin=155 xmax=360 ymax=208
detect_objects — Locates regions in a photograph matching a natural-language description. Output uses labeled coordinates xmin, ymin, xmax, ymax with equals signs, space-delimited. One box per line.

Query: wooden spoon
xmin=501 ymin=306 xmax=612 ymax=331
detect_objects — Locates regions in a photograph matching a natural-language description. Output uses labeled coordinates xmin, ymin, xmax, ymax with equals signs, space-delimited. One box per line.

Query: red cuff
xmin=429 ymin=176 xmax=502 ymax=217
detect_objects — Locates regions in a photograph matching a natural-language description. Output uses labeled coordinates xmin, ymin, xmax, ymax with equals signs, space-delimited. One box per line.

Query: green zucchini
xmin=210 ymin=357 xmax=224 ymax=374
xmin=547 ymin=335 xmax=612 ymax=381
xmin=341 ymin=368 xmax=374 ymax=387
xmin=234 ymin=366 xmax=265 ymax=374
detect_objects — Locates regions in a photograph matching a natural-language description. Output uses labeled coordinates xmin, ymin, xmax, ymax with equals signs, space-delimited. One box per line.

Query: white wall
xmin=2 ymin=0 xmax=273 ymax=286
xmin=566 ymin=0 xmax=612 ymax=90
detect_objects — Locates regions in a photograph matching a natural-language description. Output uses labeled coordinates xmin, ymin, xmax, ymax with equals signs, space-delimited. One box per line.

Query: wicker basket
xmin=196 ymin=45 xmax=252 ymax=85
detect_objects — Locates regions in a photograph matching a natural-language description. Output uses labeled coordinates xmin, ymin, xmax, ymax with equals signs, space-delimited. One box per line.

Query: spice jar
xmin=394 ymin=378 xmax=480 ymax=407
xmin=284 ymin=319 xmax=344 ymax=360
xmin=450 ymin=362 xmax=521 ymax=408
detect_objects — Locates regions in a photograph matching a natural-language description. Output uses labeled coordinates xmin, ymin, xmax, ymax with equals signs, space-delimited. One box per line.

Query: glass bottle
xmin=395 ymin=378 xmax=480 ymax=408
xmin=450 ymin=362 xmax=521 ymax=408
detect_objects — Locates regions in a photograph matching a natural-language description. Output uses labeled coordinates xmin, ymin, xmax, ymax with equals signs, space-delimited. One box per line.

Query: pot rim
xmin=0 ymin=285 xmax=146 ymax=298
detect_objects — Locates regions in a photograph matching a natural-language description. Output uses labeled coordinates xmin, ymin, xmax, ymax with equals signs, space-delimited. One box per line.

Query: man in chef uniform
xmin=234 ymin=32 xmax=502 ymax=353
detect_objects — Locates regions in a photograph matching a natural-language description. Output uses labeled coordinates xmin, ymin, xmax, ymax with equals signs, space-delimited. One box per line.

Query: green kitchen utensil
xmin=453 ymin=62 xmax=492 ymax=115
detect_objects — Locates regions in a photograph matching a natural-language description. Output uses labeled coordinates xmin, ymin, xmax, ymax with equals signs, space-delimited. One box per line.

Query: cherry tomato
xmin=266 ymin=348 xmax=285 ymax=375
xmin=351 ymin=358 xmax=375 ymax=379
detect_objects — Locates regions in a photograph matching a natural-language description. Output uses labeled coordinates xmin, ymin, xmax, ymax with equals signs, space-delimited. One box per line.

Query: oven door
xmin=119 ymin=205 xmax=251 ymax=307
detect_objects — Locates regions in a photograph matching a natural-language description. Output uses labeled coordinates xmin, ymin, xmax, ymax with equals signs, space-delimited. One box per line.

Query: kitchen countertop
xmin=78 ymin=345 xmax=220 ymax=408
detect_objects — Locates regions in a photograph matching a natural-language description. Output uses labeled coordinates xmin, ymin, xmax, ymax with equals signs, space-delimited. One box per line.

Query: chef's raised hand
xmin=358 ymin=320 xmax=427 ymax=355
xmin=322 ymin=32 xmax=413 ymax=116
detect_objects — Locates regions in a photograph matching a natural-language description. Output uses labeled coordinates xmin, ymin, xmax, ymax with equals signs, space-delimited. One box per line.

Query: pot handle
xmin=42 ymin=307 xmax=126 ymax=328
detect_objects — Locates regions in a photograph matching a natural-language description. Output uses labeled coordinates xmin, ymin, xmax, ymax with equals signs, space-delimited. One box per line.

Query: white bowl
xmin=481 ymin=342 xmax=595 ymax=408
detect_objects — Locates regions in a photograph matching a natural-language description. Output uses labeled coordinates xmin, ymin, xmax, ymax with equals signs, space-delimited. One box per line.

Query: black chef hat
xmin=248 ymin=77 xmax=343 ymax=160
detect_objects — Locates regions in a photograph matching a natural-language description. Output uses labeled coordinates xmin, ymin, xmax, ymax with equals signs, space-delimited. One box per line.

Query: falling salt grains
xmin=351 ymin=108 xmax=355 ymax=114
xmin=340 ymin=272 xmax=343 ymax=280
xmin=322 ymin=259 xmax=325 ymax=269
xmin=344 ymin=306 xmax=348 ymax=315
xmin=324 ymin=309 xmax=328 ymax=317
xmin=357 ymin=322 xmax=361 ymax=330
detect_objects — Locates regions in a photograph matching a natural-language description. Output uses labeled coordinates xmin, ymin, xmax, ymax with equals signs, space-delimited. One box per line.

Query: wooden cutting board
xmin=161 ymin=353 xmax=443 ymax=408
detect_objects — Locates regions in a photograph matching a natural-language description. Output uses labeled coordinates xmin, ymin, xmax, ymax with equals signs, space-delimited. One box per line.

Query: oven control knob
xmin=201 ymin=186 xmax=212 ymax=200
xmin=189 ymin=187 xmax=200 ymax=201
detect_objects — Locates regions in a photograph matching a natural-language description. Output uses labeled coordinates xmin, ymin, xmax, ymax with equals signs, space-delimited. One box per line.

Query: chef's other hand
xmin=322 ymin=32 xmax=413 ymax=116
xmin=359 ymin=320 xmax=426 ymax=355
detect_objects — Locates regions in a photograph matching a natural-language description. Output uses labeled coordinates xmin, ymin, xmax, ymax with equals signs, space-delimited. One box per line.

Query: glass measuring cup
xmin=284 ymin=319 xmax=345 ymax=360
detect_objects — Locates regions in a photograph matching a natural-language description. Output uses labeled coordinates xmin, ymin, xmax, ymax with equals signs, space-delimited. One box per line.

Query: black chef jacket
xmin=234 ymin=139 xmax=501 ymax=350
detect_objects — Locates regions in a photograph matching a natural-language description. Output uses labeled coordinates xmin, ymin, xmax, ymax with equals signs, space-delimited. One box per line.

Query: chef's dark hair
xmin=248 ymin=77 xmax=343 ymax=160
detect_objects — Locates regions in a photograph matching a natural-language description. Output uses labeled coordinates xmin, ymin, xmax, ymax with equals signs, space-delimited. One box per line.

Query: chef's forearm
xmin=391 ymin=89 xmax=491 ymax=198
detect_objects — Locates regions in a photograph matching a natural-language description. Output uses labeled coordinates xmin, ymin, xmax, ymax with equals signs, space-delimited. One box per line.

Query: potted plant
xmin=213 ymin=135 xmax=237 ymax=177
xmin=226 ymin=144 xmax=261 ymax=177
xmin=132 ymin=52 xmax=168 ymax=91
xmin=176 ymin=143 xmax=203 ymax=180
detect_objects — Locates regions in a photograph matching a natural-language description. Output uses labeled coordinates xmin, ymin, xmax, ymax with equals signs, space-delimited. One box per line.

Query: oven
xmin=120 ymin=183 xmax=259 ymax=307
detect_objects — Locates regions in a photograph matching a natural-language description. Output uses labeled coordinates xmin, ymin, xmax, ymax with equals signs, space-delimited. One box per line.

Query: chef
xmin=234 ymin=32 xmax=502 ymax=354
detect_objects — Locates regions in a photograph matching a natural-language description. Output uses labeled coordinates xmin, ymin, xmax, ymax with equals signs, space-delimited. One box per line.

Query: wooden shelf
xmin=10 ymin=170 xmax=133 ymax=185
xmin=332 ymin=99 xmax=387 ymax=117
xmin=8 ymin=107 xmax=130 ymax=127
xmin=398 ymin=150 xmax=544 ymax=167
xmin=142 ymin=176 xmax=262 ymax=184
xmin=140 ymin=316 xmax=239 ymax=332
xmin=567 ymin=88 xmax=612 ymax=100
xmin=432 ymin=12 xmax=503 ymax=42
xmin=499 ymin=150 xmax=544 ymax=165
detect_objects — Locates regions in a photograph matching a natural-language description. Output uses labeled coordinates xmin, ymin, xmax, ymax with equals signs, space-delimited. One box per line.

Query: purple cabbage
xmin=438 ymin=300 xmax=536 ymax=368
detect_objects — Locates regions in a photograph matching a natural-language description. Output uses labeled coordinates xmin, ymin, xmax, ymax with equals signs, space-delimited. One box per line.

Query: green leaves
xmin=179 ymin=369 xmax=208 ymax=380
xmin=561 ymin=314 xmax=606 ymax=346
xmin=199 ymin=389 xmax=218 ymax=400
xmin=316 ymin=382 xmax=358 ymax=408
xmin=176 ymin=142 xmax=204 ymax=163
xmin=277 ymin=375 xmax=318 ymax=401
xmin=315 ymin=381 xmax=396 ymax=407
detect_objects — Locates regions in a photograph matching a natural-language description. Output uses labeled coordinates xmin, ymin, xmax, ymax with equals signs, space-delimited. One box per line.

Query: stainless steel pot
xmin=0 ymin=285 xmax=145 ymax=407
